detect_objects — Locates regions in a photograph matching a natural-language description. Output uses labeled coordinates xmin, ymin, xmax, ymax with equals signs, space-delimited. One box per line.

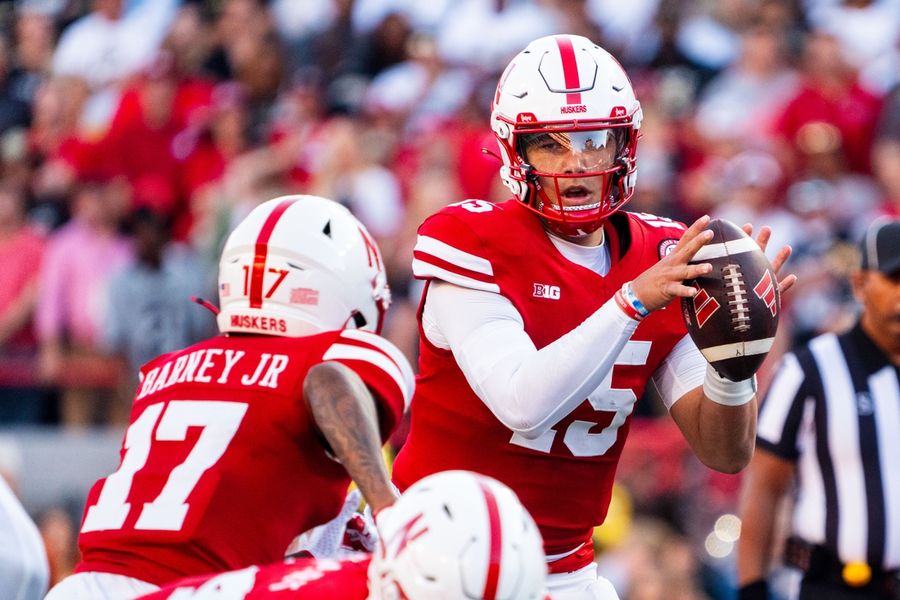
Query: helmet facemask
xmin=512 ymin=125 xmax=637 ymax=237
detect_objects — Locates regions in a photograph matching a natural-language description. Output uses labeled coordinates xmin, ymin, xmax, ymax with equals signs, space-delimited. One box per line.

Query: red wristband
xmin=614 ymin=289 xmax=644 ymax=321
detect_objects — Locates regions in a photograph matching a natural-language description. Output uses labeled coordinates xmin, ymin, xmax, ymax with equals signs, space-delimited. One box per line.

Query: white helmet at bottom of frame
xmin=369 ymin=470 xmax=548 ymax=600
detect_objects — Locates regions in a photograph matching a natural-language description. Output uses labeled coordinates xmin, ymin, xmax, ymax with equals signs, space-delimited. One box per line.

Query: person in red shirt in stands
xmin=773 ymin=31 xmax=883 ymax=175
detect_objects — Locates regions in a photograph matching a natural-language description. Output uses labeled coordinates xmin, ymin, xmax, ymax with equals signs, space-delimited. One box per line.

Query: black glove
xmin=738 ymin=580 xmax=769 ymax=600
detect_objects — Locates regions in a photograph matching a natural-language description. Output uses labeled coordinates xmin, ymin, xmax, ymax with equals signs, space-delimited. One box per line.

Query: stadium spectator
xmin=51 ymin=0 xmax=181 ymax=133
xmin=694 ymin=20 xmax=799 ymax=148
xmin=773 ymin=31 xmax=883 ymax=176
xmin=134 ymin=470 xmax=548 ymax=600
xmin=738 ymin=217 xmax=900 ymax=600
xmin=804 ymin=0 xmax=900 ymax=94
xmin=391 ymin=33 xmax=796 ymax=599
xmin=38 ymin=505 xmax=78 ymax=588
xmin=103 ymin=207 xmax=213 ymax=403
xmin=0 ymin=181 xmax=47 ymax=423
xmin=44 ymin=195 xmax=413 ymax=599
xmin=35 ymin=178 xmax=132 ymax=428
xmin=0 ymin=33 xmax=35 ymax=137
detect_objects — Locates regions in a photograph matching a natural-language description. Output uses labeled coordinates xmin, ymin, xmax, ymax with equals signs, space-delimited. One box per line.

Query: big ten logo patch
xmin=533 ymin=283 xmax=561 ymax=300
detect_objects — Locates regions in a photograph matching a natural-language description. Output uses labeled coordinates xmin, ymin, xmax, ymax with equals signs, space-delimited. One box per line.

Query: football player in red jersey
xmin=45 ymin=196 xmax=415 ymax=600
xmin=390 ymin=34 xmax=798 ymax=599
xmin=133 ymin=471 xmax=549 ymax=600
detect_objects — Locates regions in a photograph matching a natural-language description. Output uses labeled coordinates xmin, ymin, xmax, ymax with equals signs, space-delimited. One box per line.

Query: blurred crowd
xmin=0 ymin=0 xmax=897 ymax=597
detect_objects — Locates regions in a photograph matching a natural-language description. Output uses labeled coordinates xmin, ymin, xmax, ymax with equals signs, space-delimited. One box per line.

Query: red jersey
xmin=136 ymin=555 xmax=371 ymax=600
xmin=76 ymin=330 xmax=412 ymax=586
xmin=392 ymin=200 xmax=687 ymax=557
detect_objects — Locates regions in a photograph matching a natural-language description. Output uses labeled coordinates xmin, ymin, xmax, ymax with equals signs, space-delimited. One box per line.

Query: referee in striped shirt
xmin=738 ymin=217 xmax=900 ymax=600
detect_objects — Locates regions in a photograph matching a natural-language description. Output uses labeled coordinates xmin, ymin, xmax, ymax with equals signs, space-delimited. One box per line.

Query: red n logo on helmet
xmin=357 ymin=226 xmax=382 ymax=272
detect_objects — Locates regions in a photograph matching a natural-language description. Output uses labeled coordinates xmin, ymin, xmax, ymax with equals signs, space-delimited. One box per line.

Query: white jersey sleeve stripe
xmin=323 ymin=344 xmax=412 ymax=410
xmin=412 ymin=259 xmax=501 ymax=293
xmin=339 ymin=330 xmax=415 ymax=408
xmin=415 ymin=235 xmax=494 ymax=275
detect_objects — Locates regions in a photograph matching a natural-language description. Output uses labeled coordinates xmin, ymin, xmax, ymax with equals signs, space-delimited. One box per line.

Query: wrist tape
xmin=703 ymin=363 xmax=756 ymax=406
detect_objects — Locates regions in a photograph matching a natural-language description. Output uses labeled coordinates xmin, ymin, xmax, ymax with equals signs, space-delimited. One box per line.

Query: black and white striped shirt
xmin=757 ymin=322 xmax=900 ymax=571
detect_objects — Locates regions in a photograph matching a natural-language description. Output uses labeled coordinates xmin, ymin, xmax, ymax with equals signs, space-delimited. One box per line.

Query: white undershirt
xmin=421 ymin=232 xmax=707 ymax=438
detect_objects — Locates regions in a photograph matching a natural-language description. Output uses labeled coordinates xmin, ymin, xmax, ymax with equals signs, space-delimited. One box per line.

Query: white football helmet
xmin=491 ymin=34 xmax=642 ymax=237
xmin=368 ymin=471 xmax=547 ymax=600
xmin=217 ymin=195 xmax=390 ymax=336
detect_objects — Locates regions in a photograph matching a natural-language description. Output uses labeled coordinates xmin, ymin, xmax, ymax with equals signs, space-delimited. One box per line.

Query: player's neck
xmin=553 ymin=227 xmax=605 ymax=247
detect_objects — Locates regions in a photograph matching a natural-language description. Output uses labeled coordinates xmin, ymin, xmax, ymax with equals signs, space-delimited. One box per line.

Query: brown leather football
xmin=680 ymin=218 xmax=780 ymax=381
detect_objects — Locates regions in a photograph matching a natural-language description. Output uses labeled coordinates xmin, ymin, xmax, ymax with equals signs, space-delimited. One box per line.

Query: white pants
xmin=547 ymin=563 xmax=621 ymax=600
xmin=44 ymin=572 xmax=159 ymax=600
xmin=0 ymin=477 xmax=48 ymax=600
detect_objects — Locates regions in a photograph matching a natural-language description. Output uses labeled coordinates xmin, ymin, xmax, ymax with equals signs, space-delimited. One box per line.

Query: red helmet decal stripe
xmin=249 ymin=198 xmax=295 ymax=308
xmin=479 ymin=480 xmax=503 ymax=600
xmin=555 ymin=36 xmax=582 ymax=105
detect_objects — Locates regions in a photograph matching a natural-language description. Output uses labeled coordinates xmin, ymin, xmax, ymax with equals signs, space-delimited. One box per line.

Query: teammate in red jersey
xmin=390 ymin=34 xmax=798 ymax=599
xmin=45 ymin=195 xmax=415 ymax=600
xmin=133 ymin=470 xmax=549 ymax=600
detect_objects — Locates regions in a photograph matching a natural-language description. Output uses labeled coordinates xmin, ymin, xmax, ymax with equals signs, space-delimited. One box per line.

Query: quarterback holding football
xmin=392 ymin=33 xmax=796 ymax=599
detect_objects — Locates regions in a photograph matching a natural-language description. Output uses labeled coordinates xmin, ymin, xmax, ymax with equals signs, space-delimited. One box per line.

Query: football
xmin=680 ymin=218 xmax=780 ymax=382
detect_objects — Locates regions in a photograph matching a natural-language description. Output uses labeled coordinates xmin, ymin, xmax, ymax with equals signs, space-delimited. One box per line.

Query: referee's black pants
xmin=800 ymin=579 xmax=900 ymax=600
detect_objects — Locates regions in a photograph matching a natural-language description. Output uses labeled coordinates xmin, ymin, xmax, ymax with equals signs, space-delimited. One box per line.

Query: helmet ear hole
xmin=351 ymin=311 xmax=367 ymax=329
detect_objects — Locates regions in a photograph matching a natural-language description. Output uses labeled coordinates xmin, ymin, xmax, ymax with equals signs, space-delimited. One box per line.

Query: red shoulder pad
xmin=412 ymin=201 xmax=502 ymax=292
xmin=627 ymin=212 xmax=688 ymax=260
xmin=320 ymin=330 xmax=414 ymax=438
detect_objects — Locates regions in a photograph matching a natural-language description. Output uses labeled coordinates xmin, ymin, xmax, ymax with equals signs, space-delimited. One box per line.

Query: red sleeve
xmin=321 ymin=330 xmax=414 ymax=441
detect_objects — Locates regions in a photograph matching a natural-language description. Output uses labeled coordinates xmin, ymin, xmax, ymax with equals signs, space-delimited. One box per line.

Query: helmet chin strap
xmin=191 ymin=296 xmax=220 ymax=316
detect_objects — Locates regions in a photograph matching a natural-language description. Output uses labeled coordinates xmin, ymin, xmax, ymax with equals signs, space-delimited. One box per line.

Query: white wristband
xmin=703 ymin=364 xmax=756 ymax=407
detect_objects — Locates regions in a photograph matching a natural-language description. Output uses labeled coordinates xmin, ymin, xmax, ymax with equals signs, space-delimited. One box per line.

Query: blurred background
xmin=0 ymin=0 xmax=897 ymax=597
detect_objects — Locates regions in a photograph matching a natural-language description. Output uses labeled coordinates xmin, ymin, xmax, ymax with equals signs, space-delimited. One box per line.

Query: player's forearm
xmin=671 ymin=384 xmax=756 ymax=473
xmin=304 ymin=362 xmax=397 ymax=512
xmin=698 ymin=395 xmax=756 ymax=472
xmin=451 ymin=296 xmax=639 ymax=438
